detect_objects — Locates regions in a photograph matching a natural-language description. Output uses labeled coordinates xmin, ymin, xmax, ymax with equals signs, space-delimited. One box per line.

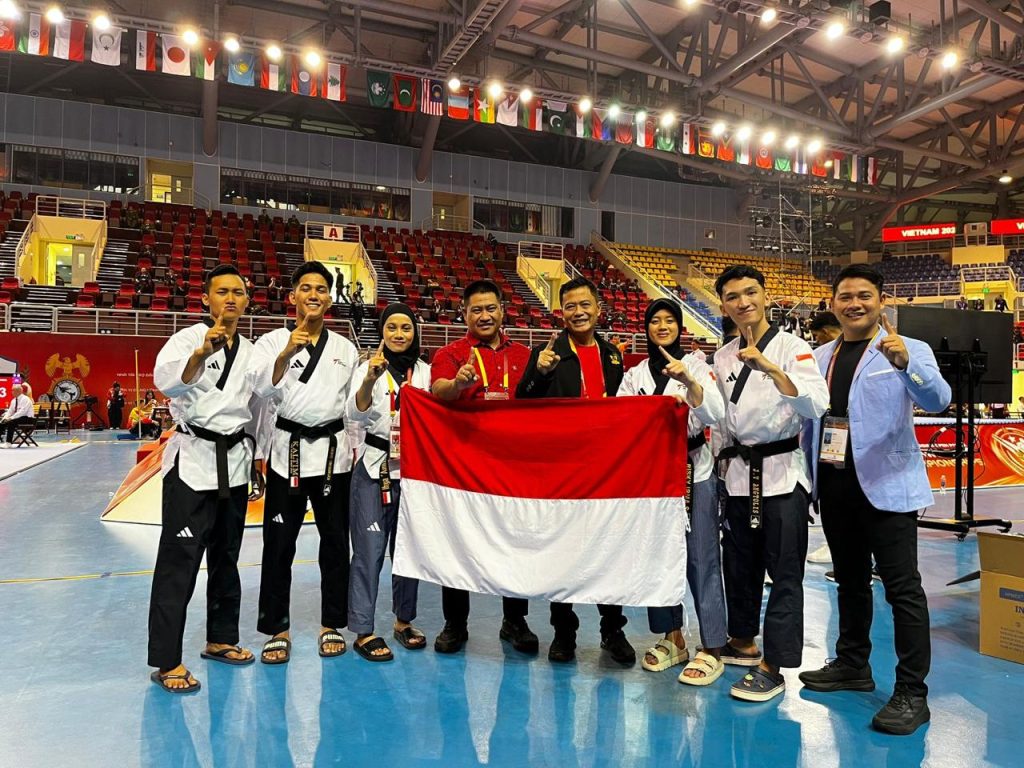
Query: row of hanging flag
xmin=365 ymin=71 xmax=880 ymax=183
xmin=0 ymin=12 xmax=878 ymax=183
xmin=0 ymin=14 xmax=348 ymax=100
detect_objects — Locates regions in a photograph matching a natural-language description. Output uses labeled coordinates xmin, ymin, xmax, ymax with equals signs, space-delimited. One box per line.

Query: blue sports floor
xmin=0 ymin=435 xmax=1021 ymax=768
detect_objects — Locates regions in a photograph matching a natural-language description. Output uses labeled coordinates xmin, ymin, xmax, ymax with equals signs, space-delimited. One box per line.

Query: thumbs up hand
xmin=537 ymin=332 xmax=562 ymax=375
xmin=877 ymin=313 xmax=909 ymax=370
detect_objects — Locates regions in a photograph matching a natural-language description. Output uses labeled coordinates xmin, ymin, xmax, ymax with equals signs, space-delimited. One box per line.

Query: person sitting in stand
xmin=129 ymin=390 xmax=162 ymax=439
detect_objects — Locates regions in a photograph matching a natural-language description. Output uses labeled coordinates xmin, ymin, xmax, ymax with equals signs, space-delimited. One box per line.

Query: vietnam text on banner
xmin=393 ymin=387 xmax=689 ymax=607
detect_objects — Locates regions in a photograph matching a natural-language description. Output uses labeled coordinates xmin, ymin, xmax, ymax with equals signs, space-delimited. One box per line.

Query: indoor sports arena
xmin=1 ymin=1 xmax=1022 ymax=766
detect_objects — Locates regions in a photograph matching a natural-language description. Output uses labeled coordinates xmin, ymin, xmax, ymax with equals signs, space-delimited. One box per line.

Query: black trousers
xmin=722 ymin=486 xmax=809 ymax=669
xmin=550 ymin=602 xmax=627 ymax=637
xmin=147 ymin=465 xmax=248 ymax=670
xmin=441 ymin=587 xmax=528 ymax=629
xmin=257 ymin=467 xmax=352 ymax=635
xmin=2 ymin=416 xmax=33 ymax=443
xmin=819 ymin=466 xmax=931 ymax=696
xmin=108 ymin=406 xmax=123 ymax=430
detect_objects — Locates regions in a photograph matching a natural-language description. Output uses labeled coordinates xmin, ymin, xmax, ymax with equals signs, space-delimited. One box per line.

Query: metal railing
xmin=2 ymin=304 xmax=359 ymax=345
xmin=563 ymin=259 xmax=584 ymax=282
xmin=418 ymin=322 xmax=650 ymax=355
xmin=516 ymin=255 xmax=556 ymax=309
xmin=888 ymin=280 xmax=962 ymax=298
xmin=35 ymin=195 xmax=107 ymax=220
xmin=961 ymin=265 xmax=1015 ymax=282
xmin=517 ymin=241 xmax=564 ymax=260
xmin=0 ymin=302 xmax=8 ymax=328
xmin=304 ymin=221 xmax=362 ymax=243
xmin=419 ymin=214 xmax=486 ymax=233
xmin=13 ymin=215 xmax=36 ymax=279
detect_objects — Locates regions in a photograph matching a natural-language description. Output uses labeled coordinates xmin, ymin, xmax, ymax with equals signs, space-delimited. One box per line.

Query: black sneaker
xmin=872 ymin=685 xmax=930 ymax=735
xmin=548 ymin=631 xmax=577 ymax=663
xmin=798 ymin=658 xmax=875 ymax=692
xmin=600 ymin=630 xmax=637 ymax=665
xmin=433 ymin=623 xmax=468 ymax=654
xmin=499 ymin=619 xmax=539 ymax=654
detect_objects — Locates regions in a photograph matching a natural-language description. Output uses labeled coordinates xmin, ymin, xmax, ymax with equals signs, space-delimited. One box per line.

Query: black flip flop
xmin=201 ymin=645 xmax=255 ymax=666
xmin=261 ymin=637 xmax=291 ymax=665
xmin=393 ymin=626 xmax=427 ymax=650
xmin=354 ymin=635 xmax=394 ymax=662
xmin=720 ymin=642 xmax=762 ymax=667
xmin=318 ymin=630 xmax=347 ymax=658
xmin=150 ymin=669 xmax=201 ymax=694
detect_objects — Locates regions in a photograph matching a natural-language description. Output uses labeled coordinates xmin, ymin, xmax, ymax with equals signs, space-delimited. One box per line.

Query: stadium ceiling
xmin=11 ymin=0 xmax=1024 ymax=248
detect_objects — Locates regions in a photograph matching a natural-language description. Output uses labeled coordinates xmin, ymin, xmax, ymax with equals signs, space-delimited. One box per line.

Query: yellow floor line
xmin=0 ymin=559 xmax=319 ymax=585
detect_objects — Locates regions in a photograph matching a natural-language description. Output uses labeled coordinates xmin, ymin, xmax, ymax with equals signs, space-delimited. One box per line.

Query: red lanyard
xmin=825 ymin=331 xmax=876 ymax=390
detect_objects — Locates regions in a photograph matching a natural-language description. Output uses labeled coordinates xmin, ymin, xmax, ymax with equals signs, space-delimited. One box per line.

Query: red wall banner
xmin=882 ymin=223 xmax=957 ymax=243
xmin=916 ymin=422 xmax=1024 ymax=490
xmin=0 ymin=332 xmax=167 ymax=426
xmin=990 ymin=218 xmax=1024 ymax=236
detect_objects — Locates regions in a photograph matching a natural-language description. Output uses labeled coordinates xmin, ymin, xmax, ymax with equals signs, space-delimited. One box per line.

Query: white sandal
xmin=678 ymin=650 xmax=725 ymax=686
xmin=641 ymin=638 xmax=689 ymax=672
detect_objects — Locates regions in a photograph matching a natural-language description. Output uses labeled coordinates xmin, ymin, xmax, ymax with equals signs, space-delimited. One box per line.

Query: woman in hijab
xmin=346 ymin=303 xmax=431 ymax=662
xmin=616 ymin=299 xmax=730 ymax=686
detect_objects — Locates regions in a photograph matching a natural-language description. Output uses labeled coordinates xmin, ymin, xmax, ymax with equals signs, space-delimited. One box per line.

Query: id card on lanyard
xmin=820 ymin=338 xmax=870 ymax=467
xmin=473 ymin=346 xmax=510 ymax=400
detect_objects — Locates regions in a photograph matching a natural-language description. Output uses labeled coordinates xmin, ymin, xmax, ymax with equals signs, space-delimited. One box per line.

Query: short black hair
xmin=463 ymin=279 xmax=502 ymax=303
xmin=832 ymin=264 xmax=883 ymax=296
xmin=715 ymin=265 xmax=766 ymax=296
xmin=559 ymin=276 xmax=599 ymax=301
xmin=720 ymin=315 xmax=737 ymax=338
xmin=291 ymin=261 xmax=334 ymax=291
xmin=807 ymin=311 xmax=841 ymax=332
xmin=204 ymin=264 xmax=244 ymax=293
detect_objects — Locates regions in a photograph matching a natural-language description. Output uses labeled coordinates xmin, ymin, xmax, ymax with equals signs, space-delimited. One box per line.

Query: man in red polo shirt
xmin=429 ymin=279 xmax=536 ymax=655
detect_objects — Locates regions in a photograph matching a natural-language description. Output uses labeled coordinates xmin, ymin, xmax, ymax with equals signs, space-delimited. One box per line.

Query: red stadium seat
xmin=76 ymin=294 xmax=96 ymax=308
xmin=150 ymin=297 xmax=169 ymax=312
xmin=114 ymin=296 xmax=134 ymax=310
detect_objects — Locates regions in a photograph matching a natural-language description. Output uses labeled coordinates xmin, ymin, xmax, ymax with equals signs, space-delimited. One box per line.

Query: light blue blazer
xmin=802 ymin=327 xmax=952 ymax=513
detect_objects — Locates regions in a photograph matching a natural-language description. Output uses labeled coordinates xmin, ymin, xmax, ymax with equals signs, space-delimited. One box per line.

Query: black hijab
xmin=379 ymin=303 xmax=420 ymax=385
xmin=645 ymin=299 xmax=684 ymax=395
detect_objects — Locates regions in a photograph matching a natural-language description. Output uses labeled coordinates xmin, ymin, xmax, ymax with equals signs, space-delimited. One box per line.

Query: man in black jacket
xmin=516 ymin=276 xmax=635 ymax=665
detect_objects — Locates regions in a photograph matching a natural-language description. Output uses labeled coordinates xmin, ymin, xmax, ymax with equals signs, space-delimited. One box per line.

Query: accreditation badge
xmin=484 ymin=390 xmax=509 ymax=401
xmin=820 ymin=416 xmax=850 ymax=467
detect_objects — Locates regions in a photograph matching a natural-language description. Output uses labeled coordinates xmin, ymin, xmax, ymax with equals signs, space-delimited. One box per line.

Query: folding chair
xmin=10 ymin=421 xmax=38 ymax=447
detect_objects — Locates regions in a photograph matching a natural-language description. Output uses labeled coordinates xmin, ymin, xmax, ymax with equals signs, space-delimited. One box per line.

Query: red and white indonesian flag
xmin=393 ymin=388 xmax=689 ymax=606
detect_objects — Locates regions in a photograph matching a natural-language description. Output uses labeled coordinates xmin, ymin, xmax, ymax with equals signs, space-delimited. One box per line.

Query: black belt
xmin=275 ymin=416 xmax=345 ymax=497
xmin=365 ymin=433 xmax=396 ymax=506
xmin=685 ymin=432 xmax=708 ymax=517
xmin=177 ymin=423 xmax=256 ymax=500
xmin=717 ymin=434 xmax=800 ymax=529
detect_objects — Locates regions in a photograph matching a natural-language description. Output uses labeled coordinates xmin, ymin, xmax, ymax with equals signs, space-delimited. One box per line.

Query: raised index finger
xmin=545 ymin=332 xmax=558 ymax=351
xmin=881 ymin=313 xmax=897 ymax=335
xmin=744 ymin=324 xmax=755 ymax=345
xmin=376 ymin=339 xmax=386 ymax=356
xmin=658 ymin=344 xmax=676 ymax=362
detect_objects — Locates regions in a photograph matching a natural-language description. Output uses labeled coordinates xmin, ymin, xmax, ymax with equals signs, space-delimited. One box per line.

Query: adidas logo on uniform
xmin=726 ymin=372 xmax=738 ymax=383
xmin=271 ymin=514 xmax=284 ymax=524
xmin=366 ymin=522 xmax=381 ymax=532
xmin=176 ymin=527 xmax=194 ymax=538
xmin=209 ymin=361 xmax=221 ymax=370
xmin=290 ymin=360 xmax=305 ymax=369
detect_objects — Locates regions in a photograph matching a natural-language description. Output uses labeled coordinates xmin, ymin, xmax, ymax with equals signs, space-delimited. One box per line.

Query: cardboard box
xmin=978 ymin=531 xmax=1024 ymax=665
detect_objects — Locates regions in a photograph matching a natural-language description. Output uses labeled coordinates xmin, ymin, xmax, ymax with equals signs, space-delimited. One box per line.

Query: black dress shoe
xmin=872 ymin=685 xmax=930 ymax=735
xmin=433 ymin=623 xmax=468 ymax=654
xmin=499 ymin=619 xmax=539 ymax=654
xmin=798 ymin=659 xmax=875 ymax=692
xmin=548 ymin=631 xmax=577 ymax=662
xmin=600 ymin=630 xmax=636 ymax=665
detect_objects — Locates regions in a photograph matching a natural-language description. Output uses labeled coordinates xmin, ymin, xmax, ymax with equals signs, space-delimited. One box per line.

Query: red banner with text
xmin=917 ymin=422 xmax=1024 ymax=490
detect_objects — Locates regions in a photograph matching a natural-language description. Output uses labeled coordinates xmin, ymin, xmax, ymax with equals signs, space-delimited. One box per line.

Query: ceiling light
xmin=636 ymin=109 xmax=647 ymax=122
xmin=44 ymin=6 xmax=63 ymax=25
xmin=681 ymin=0 xmax=698 ymax=6
xmin=761 ymin=7 xmax=777 ymax=25
xmin=579 ymin=96 xmax=592 ymax=113
xmin=660 ymin=111 xmax=676 ymax=128
xmin=824 ymin=159 xmax=833 ymax=168
xmin=761 ymin=129 xmax=776 ymax=146
xmin=1000 ymin=171 xmax=1013 ymax=184
xmin=265 ymin=44 xmax=282 ymax=62
xmin=825 ymin=21 xmax=844 ymax=40
xmin=304 ymin=50 xmax=321 ymax=68
xmin=520 ymin=87 xmax=533 ymax=103
xmin=807 ymin=138 xmax=823 ymax=154
xmin=711 ymin=121 xmax=726 ymax=137
xmin=785 ymin=134 xmax=800 ymax=150
xmin=736 ymin=124 xmax=752 ymax=141
xmin=92 ymin=13 xmax=111 ymax=31
xmin=608 ymin=103 xmax=621 ymax=119
xmin=447 ymin=76 xmax=461 ymax=91
xmin=224 ymin=37 xmax=240 ymax=54
xmin=886 ymin=35 xmax=904 ymax=55
xmin=487 ymin=80 xmax=504 ymax=100
xmin=182 ymin=29 xmax=200 ymax=47
xmin=0 ymin=0 xmax=19 ymax=21
xmin=941 ymin=50 xmax=959 ymax=69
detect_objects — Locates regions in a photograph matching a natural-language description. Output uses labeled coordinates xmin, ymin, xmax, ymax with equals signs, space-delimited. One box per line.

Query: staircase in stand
xmin=500 ymin=268 xmax=548 ymax=314
xmin=95 ymin=239 xmax=133 ymax=292
xmin=0 ymin=220 xmax=28 ymax=277
xmin=8 ymin=286 xmax=73 ymax=331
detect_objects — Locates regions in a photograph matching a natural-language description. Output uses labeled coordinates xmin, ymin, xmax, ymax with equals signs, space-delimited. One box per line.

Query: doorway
xmin=601 ymin=210 xmax=615 ymax=241
xmin=145 ymin=159 xmax=195 ymax=205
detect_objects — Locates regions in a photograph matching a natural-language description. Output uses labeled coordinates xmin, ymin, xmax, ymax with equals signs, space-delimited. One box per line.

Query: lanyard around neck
xmin=568 ymin=338 xmax=604 ymax=398
xmin=472 ymin=346 xmax=508 ymax=392
xmin=825 ymin=329 xmax=876 ymax=390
